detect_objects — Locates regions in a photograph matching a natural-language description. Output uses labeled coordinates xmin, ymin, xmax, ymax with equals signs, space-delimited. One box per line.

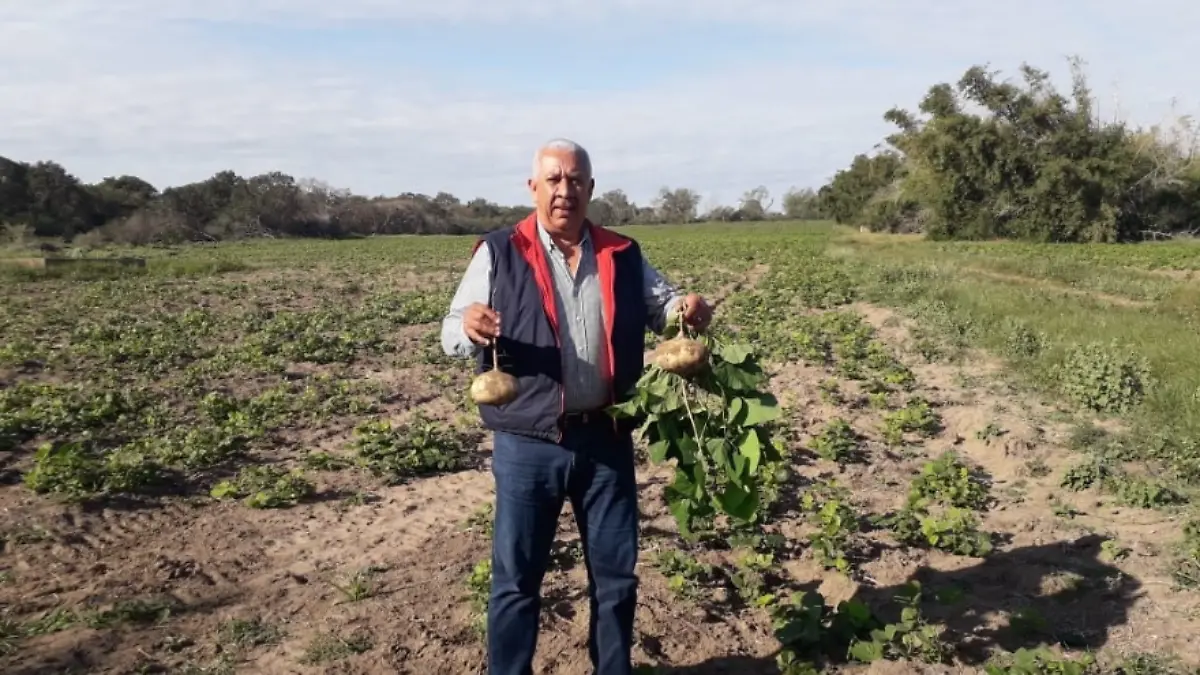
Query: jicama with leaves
xmin=609 ymin=311 xmax=784 ymax=540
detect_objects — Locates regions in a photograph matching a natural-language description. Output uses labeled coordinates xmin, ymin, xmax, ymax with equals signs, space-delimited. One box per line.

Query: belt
xmin=560 ymin=410 xmax=610 ymax=428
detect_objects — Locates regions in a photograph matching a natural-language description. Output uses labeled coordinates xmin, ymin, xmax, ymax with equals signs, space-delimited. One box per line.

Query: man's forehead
xmin=538 ymin=153 xmax=587 ymax=176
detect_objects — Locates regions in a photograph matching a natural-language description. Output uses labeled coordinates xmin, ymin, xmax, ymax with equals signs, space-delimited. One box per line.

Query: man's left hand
xmin=679 ymin=293 xmax=713 ymax=333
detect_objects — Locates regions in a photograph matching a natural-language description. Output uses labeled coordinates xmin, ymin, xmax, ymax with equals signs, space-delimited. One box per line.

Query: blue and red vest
xmin=473 ymin=212 xmax=646 ymax=442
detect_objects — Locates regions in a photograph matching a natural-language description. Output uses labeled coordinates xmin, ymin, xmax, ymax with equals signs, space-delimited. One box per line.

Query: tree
xmin=595 ymin=189 xmax=637 ymax=226
xmin=816 ymin=151 xmax=906 ymax=227
xmin=821 ymin=58 xmax=1200 ymax=242
xmin=24 ymin=161 xmax=101 ymax=238
xmin=653 ymin=187 xmax=702 ymax=224
xmin=781 ymin=187 xmax=823 ymax=220
xmin=738 ymin=186 xmax=772 ymax=220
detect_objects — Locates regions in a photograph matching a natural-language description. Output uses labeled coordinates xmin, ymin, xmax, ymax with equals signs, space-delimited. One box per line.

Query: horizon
xmin=3 ymin=2 xmax=1198 ymax=209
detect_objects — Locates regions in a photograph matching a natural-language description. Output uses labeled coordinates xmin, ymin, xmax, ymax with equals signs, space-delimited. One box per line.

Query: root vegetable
xmin=471 ymin=340 xmax=518 ymax=405
xmin=654 ymin=303 xmax=710 ymax=376
xmin=654 ymin=336 xmax=709 ymax=376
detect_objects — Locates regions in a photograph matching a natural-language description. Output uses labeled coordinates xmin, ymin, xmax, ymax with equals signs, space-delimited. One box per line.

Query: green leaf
xmin=662 ymin=320 xmax=681 ymax=340
xmin=607 ymin=399 xmax=641 ymax=419
xmin=738 ymin=429 xmax=762 ymax=475
xmin=668 ymin=467 xmax=695 ymax=498
xmin=710 ymin=360 xmax=763 ymax=392
xmin=731 ymin=453 xmax=747 ymax=485
xmin=669 ymin=497 xmax=693 ymax=538
xmin=649 ymin=385 xmax=683 ymax=414
xmin=715 ymin=342 xmax=753 ymax=364
xmin=653 ymin=416 xmax=681 ymax=449
xmin=729 ymin=397 xmax=744 ymax=422
xmin=848 ymin=639 xmax=884 ymax=662
xmin=677 ymin=436 xmax=698 ymax=465
xmin=706 ymin=438 xmax=728 ymax=470
xmin=718 ymin=481 xmax=758 ymax=521
xmin=691 ymin=463 xmax=708 ymax=500
xmin=647 ymin=439 xmax=670 ymax=463
xmin=733 ymin=394 xmax=781 ymax=427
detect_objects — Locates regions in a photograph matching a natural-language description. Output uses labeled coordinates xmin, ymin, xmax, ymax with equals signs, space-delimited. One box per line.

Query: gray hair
xmin=532 ymin=138 xmax=592 ymax=179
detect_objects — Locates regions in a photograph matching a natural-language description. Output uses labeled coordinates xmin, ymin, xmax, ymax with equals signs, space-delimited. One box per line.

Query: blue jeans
xmin=487 ymin=423 xmax=640 ymax=675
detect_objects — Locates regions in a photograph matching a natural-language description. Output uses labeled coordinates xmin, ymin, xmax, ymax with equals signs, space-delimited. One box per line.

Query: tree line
xmin=0 ymin=155 xmax=823 ymax=246
xmin=816 ymin=58 xmax=1200 ymax=242
xmin=4 ymin=59 xmax=1196 ymax=246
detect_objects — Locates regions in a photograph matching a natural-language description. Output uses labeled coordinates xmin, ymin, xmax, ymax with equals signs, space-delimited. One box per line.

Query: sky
xmin=2 ymin=2 xmax=1197 ymax=209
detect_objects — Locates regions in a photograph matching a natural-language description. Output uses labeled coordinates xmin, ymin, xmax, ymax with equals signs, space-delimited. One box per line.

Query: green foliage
xmin=884 ymin=506 xmax=995 ymax=557
xmin=824 ymin=59 xmax=1200 ymax=242
xmin=210 ymin=465 xmax=315 ymax=508
xmin=984 ymin=647 xmax=1097 ymax=675
xmin=770 ymin=591 xmax=878 ymax=671
xmin=1061 ymin=452 xmax=1188 ymax=510
xmin=1057 ymin=341 xmax=1153 ymax=414
xmin=1171 ymin=519 xmax=1200 ymax=589
xmin=881 ymin=397 xmax=941 ymax=445
xmin=847 ymin=582 xmax=951 ymax=664
xmin=23 ymin=440 xmax=166 ymax=502
xmin=728 ymin=549 xmax=776 ymax=606
xmin=652 ymin=549 xmax=718 ymax=600
xmin=800 ymin=482 xmax=860 ymax=573
xmin=808 ymin=418 xmax=859 ymax=463
xmin=816 ymin=151 xmax=909 ymax=229
xmin=0 ymin=154 xmax=794 ymax=247
xmin=609 ymin=333 xmax=783 ymax=540
xmin=350 ymin=416 xmax=479 ymax=482
xmin=464 ymin=559 xmax=491 ymax=636
xmin=907 ymin=451 xmax=992 ymax=510
xmin=877 ymin=452 xmax=996 ymax=557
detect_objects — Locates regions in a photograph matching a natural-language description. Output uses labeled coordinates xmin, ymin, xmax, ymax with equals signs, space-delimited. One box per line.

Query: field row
xmin=1 ymin=222 xmax=1198 ymax=673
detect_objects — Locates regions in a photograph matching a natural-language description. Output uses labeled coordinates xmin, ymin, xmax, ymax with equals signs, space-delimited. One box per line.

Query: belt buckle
xmin=563 ymin=411 xmax=592 ymax=426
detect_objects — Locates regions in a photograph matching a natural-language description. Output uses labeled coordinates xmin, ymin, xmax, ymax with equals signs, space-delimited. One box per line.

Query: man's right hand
xmin=463 ymin=303 xmax=501 ymax=345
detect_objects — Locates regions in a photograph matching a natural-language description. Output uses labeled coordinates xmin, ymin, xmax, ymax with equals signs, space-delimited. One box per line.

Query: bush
xmin=1057 ymin=340 xmax=1152 ymax=414
xmin=817 ymin=58 xmax=1200 ymax=243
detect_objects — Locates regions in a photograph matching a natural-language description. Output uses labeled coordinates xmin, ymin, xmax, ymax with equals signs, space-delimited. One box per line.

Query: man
xmin=441 ymin=138 xmax=712 ymax=675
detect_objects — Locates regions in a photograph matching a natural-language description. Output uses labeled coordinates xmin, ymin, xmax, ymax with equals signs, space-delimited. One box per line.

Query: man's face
xmin=528 ymin=149 xmax=594 ymax=234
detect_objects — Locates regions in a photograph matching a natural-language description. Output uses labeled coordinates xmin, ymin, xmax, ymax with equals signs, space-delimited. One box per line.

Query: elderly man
xmin=441 ymin=138 xmax=712 ymax=675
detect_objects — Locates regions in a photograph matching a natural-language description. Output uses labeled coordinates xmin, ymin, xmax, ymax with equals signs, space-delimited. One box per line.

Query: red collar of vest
xmin=511 ymin=210 xmax=632 ymax=256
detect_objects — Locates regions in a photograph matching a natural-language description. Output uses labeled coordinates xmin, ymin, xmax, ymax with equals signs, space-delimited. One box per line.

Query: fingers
xmin=465 ymin=304 xmax=501 ymax=345
xmin=680 ymin=294 xmax=712 ymax=331
xmin=465 ymin=325 xmax=493 ymax=345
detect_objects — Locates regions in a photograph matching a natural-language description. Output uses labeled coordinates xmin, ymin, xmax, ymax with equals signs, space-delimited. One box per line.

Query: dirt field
xmin=2 ymin=224 xmax=1198 ymax=674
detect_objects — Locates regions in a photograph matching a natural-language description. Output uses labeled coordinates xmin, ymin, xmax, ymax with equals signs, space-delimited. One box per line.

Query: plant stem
xmin=678 ymin=378 xmax=704 ymax=449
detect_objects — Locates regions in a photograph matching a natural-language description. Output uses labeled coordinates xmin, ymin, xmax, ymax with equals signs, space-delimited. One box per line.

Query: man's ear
xmin=527 ymin=177 xmax=537 ymax=202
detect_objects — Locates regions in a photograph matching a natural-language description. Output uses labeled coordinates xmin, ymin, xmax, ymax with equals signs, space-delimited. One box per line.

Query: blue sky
xmin=2 ymin=2 xmax=1197 ymax=208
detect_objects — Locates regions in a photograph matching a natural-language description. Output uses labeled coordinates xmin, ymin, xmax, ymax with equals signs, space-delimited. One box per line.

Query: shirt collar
xmin=536 ymin=218 xmax=591 ymax=253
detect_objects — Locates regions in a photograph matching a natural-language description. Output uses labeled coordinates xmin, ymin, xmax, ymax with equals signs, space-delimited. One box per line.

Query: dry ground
xmin=1 ymin=258 xmax=1197 ymax=675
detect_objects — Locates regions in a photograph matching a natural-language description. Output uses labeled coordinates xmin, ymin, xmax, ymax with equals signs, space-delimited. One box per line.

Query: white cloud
xmin=2 ymin=2 xmax=1197 ymax=206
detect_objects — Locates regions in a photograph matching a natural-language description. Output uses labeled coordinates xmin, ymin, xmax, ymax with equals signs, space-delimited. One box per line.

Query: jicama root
xmin=471 ymin=339 xmax=518 ymax=405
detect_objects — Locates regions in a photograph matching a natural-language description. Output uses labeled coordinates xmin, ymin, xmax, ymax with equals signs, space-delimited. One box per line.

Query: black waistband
xmin=559 ymin=410 xmax=610 ymax=428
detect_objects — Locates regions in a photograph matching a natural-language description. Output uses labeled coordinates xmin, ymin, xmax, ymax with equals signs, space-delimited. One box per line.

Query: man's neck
xmin=538 ymin=218 xmax=587 ymax=251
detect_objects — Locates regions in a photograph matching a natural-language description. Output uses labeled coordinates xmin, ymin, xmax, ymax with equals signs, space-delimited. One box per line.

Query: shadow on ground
xmin=0 ymin=591 xmax=246 ymax=675
xmin=651 ymin=534 xmax=1140 ymax=673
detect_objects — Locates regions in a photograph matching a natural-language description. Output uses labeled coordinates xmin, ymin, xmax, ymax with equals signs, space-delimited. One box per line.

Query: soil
xmin=1 ymin=265 xmax=1197 ymax=675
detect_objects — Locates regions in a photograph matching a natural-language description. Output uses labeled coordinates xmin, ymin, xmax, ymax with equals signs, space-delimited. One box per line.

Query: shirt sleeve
xmin=642 ymin=254 xmax=683 ymax=335
xmin=441 ymin=242 xmax=493 ymax=358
